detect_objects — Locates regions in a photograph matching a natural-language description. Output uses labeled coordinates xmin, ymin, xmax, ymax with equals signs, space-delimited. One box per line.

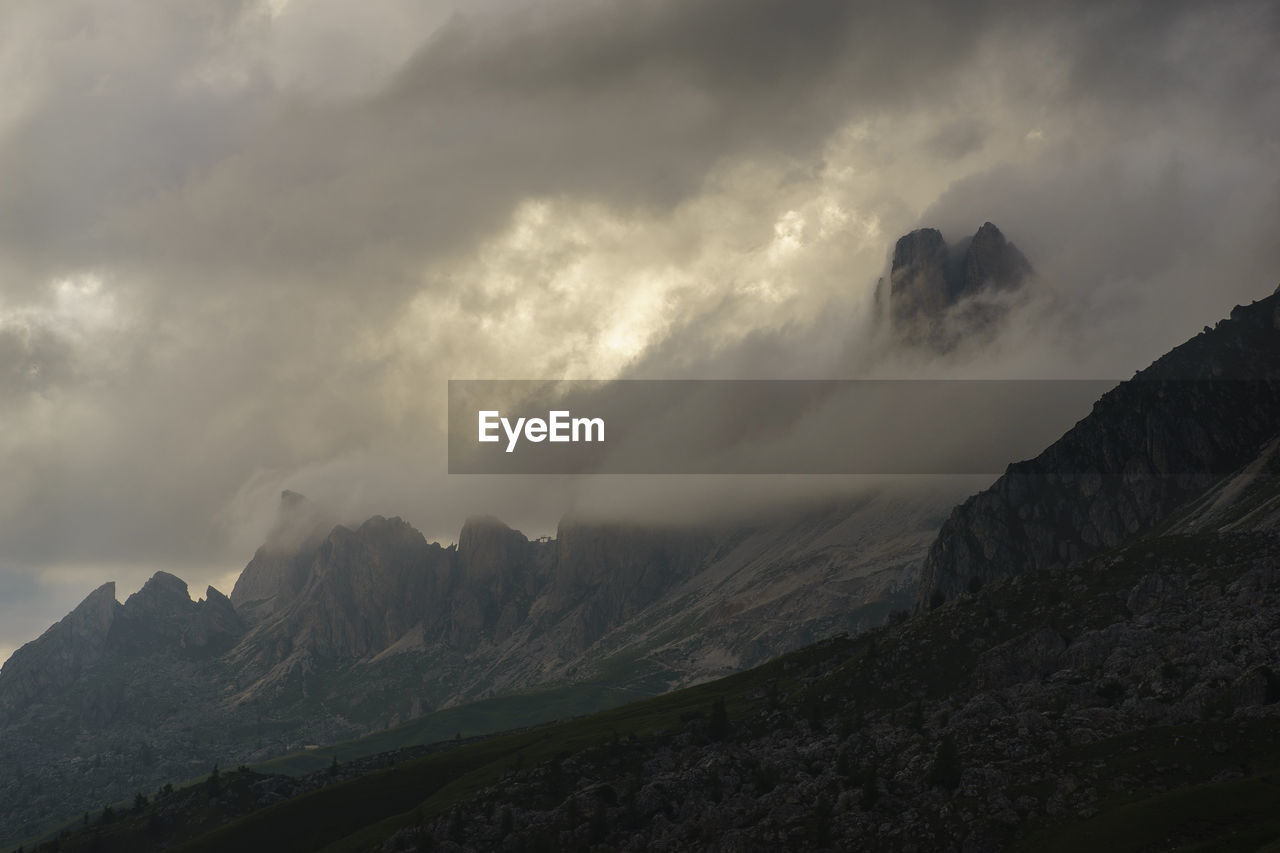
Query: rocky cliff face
xmin=283 ymin=516 xmax=452 ymax=659
xmin=961 ymin=220 xmax=1033 ymax=296
xmin=886 ymin=221 xmax=1032 ymax=350
xmin=109 ymin=572 xmax=245 ymax=657
xmin=220 ymin=491 xmax=944 ymax=709
xmin=451 ymin=515 xmax=554 ymax=648
xmin=230 ymin=490 xmax=334 ymax=625
xmin=0 ymin=581 xmax=118 ymax=714
xmin=918 ymin=286 xmax=1280 ymax=607
xmin=545 ymin=520 xmax=714 ymax=655
xmin=0 ymin=572 xmax=247 ymax=720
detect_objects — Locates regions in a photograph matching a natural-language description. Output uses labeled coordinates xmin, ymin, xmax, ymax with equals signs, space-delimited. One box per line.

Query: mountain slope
xmin=49 ymin=284 xmax=1280 ymax=853
xmin=919 ymin=285 xmax=1280 ymax=607
xmin=0 ymin=486 xmax=955 ymax=846
xmin=33 ymin=524 xmax=1280 ymax=853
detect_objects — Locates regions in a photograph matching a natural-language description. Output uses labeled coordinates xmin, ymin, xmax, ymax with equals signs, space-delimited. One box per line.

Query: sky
xmin=0 ymin=0 xmax=1278 ymax=665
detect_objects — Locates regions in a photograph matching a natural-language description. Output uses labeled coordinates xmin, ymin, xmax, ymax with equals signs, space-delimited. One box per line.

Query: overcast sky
xmin=1 ymin=0 xmax=1278 ymax=665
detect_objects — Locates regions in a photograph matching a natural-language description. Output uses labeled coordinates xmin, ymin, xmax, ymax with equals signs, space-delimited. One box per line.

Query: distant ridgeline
xmin=0 ymin=487 xmax=941 ymax=845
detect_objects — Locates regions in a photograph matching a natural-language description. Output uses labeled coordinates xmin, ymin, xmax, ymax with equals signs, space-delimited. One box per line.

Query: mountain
xmin=0 ymin=223 xmax=1122 ymax=848
xmin=229 ymin=490 xmax=334 ymax=625
xmin=0 ymin=485 xmax=956 ymax=845
xmin=35 ymin=489 xmax=1280 ymax=851
xmin=919 ymin=284 xmax=1280 ymax=607
xmin=883 ymin=221 xmax=1033 ymax=350
xmin=30 ymin=287 xmax=1280 ymax=853
xmin=0 ymin=574 xmax=243 ymax=719
xmin=9 ymin=256 xmax=1280 ymax=849
xmin=216 ymin=489 xmax=951 ymax=714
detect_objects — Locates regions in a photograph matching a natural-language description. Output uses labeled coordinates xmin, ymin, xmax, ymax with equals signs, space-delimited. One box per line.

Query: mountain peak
xmin=280 ymin=488 xmax=307 ymax=506
xmin=458 ymin=514 xmax=515 ymax=546
xmin=457 ymin=515 xmax=527 ymax=577
xmin=76 ymin=581 xmax=118 ymax=612
xmin=205 ymin=585 xmax=232 ymax=606
xmin=886 ymin=220 xmax=1032 ymax=350
xmin=124 ymin=572 xmax=192 ymax=614
xmin=0 ymin=581 xmax=120 ymax=712
xmin=961 ymin=221 xmax=1032 ymax=295
xmin=230 ymin=491 xmax=335 ymax=624
xmin=141 ymin=570 xmax=188 ymax=593
xmin=890 ymin=227 xmax=947 ymax=272
xmin=263 ymin=491 xmax=331 ymax=554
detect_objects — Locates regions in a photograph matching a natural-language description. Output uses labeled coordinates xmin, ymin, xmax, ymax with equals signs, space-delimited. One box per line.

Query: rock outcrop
xmin=886 ymin=221 xmax=1032 ymax=350
xmin=547 ymin=520 xmax=713 ymax=655
xmin=918 ymin=286 xmax=1280 ymax=607
xmin=451 ymin=515 xmax=554 ymax=648
xmin=230 ymin=490 xmax=334 ymax=625
xmin=0 ymin=582 xmax=119 ymax=713
xmin=110 ymin=571 xmax=245 ymax=656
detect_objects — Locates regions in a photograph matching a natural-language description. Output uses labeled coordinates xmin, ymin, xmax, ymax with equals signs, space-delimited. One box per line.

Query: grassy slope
xmin=252 ymin=651 xmax=673 ymax=777
xmin=172 ymin=639 xmax=851 ymax=853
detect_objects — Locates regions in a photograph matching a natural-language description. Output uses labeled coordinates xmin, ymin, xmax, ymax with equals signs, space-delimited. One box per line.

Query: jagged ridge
xmin=919 ymin=285 xmax=1280 ymax=607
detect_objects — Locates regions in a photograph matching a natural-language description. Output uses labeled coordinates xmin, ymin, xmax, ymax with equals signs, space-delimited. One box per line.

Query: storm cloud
xmin=0 ymin=0 xmax=1277 ymax=663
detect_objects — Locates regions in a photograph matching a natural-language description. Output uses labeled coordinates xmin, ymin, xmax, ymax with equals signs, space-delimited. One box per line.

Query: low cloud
xmin=0 ymin=0 xmax=1277 ymax=660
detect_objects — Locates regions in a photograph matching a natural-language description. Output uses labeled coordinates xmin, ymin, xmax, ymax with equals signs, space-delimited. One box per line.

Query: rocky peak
xmin=200 ymin=584 xmax=241 ymax=625
xmin=56 ymin=581 xmax=120 ymax=650
xmin=458 ymin=516 xmax=528 ymax=581
xmin=891 ymin=227 xmax=948 ymax=275
xmin=230 ymin=490 xmax=335 ymax=624
xmin=450 ymin=516 xmax=540 ymax=649
xmin=886 ymin=221 xmax=1032 ymax=350
xmin=124 ymin=571 xmax=194 ymax=616
xmin=960 ymin=221 xmax=1032 ymax=296
xmin=261 ymin=490 xmax=333 ymax=554
xmin=316 ymin=516 xmax=430 ymax=578
xmin=110 ymin=572 xmax=245 ymax=657
xmin=73 ymin=581 xmax=119 ymax=628
xmin=0 ymin=582 xmax=120 ymax=713
xmin=188 ymin=585 xmax=245 ymax=653
xmin=888 ymin=229 xmax=952 ymax=334
xmin=205 ymin=585 xmax=233 ymax=607
xmin=256 ymin=515 xmax=452 ymax=661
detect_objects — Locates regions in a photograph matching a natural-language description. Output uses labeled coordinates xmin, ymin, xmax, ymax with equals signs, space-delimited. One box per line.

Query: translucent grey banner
xmin=448 ymin=379 xmax=1127 ymax=475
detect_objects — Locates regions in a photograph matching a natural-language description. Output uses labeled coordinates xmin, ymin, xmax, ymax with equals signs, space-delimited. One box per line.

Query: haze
xmin=1 ymin=0 xmax=1277 ymax=665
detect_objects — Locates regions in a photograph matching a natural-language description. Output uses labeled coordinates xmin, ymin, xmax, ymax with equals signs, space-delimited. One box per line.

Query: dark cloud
xmin=0 ymin=0 xmax=1278 ymax=661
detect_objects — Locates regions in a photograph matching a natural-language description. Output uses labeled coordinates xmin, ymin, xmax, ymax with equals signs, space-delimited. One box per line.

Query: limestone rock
xmin=919 ymin=288 xmax=1280 ymax=608
xmin=888 ymin=221 xmax=1033 ymax=350
xmin=230 ymin=490 xmax=334 ymax=625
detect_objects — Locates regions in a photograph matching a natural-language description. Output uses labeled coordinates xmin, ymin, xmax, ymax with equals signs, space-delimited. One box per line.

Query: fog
xmin=1 ymin=0 xmax=1277 ymax=664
